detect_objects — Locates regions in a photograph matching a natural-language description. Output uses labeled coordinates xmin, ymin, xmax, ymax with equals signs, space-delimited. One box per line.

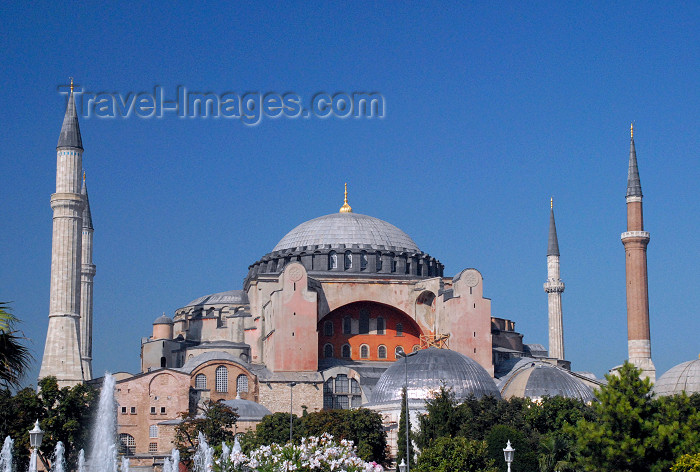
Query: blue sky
xmin=1 ymin=1 xmax=698 ymax=387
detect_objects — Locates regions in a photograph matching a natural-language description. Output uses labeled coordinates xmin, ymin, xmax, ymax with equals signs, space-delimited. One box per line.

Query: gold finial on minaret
xmin=550 ymin=197 xmax=553 ymax=210
xmin=83 ymin=171 xmax=86 ymax=183
xmin=70 ymin=77 xmax=74 ymax=93
xmin=339 ymin=183 xmax=352 ymax=213
xmin=631 ymin=122 xmax=634 ymax=139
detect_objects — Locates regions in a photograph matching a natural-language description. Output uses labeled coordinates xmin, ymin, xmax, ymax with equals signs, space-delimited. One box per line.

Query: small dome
xmin=153 ymin=314 xmax=173 ymax=325
xmin=498 ymin=361 xmax=595 ymax=402
xmin=654 ymin=358 xmax=700 ymax=396
xmin=221 ymin=398 xmax=272 ymax=422
xmin=273 ymin=213 xmax=420 ymax=252
xmin=185 ymin=290 xmax=249 ymax=307
xmin=370 ymin=348 xmax=500 ymax=405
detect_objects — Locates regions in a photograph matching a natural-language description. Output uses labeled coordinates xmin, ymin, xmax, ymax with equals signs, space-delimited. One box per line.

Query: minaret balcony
xmin=543 ymin=281 xmax=565 ymax=293
xmin=621 ymin=231 xmax=650 ymax=242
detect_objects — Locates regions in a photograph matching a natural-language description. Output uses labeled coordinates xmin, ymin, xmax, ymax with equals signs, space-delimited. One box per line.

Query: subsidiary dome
xmin=221 ymin=397 xmax=272 ymax=422
xmin=370 ymin=348 xmax=500 ymax=405
xmin=654 ymin=358 xmax=700 ymax=396
xmin=273 ymin=213 xmax=420 ymax=252
xmin=498 ymin=361 xmax=595 ymax=402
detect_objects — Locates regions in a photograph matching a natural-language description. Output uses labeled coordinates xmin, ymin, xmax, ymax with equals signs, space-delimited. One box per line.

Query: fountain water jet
xmin=192 ymin=432 xmax=213 ymax=472
xmin=89 ymin=373 xmax=118 ymax=472
xmin=78 ymin=449 xmax=86 ymax=472
xmin=52 ymin=442 xmax=66 ymax=472
xmin=120 ymin=456 xmax=130 ymax=472
xmin=0 ymin=436 xmax=13 ymax=472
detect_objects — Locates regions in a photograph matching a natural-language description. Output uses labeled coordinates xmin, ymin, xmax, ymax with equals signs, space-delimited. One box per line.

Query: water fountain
xmin=88 ymin=373 xmax=118 ymax=472
xmin=0 ymin=436 xmax=13 ymax=472
xmin=52 ymin=442 xmax=66 ymax=472
xmin=192 ymin=432 xmax=213 ymax=472
xmin=120 ymin=455 xmax=130 ymax=472
xmin=78 ymin=449 xmax=86 ymax=472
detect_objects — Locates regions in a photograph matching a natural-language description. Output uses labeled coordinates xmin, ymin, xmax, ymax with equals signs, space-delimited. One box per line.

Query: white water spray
xmin=52 ymin=442 xmax=66 ymax=472
xmin=192 ymin=432 xmax=213 ymax=472
xmin=0 ymin=436 xmax=13 ymax=472
xmin=89 ymin=373 xmax=118 ymax=472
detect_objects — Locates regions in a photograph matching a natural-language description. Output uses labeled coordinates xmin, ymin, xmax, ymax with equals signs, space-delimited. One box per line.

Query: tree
xmin=485 ymin=424 xmax=538 ymax=472
xmin=571 ymin=362 xmax=700 ymax=472
xmin=671 ymin=453 xmax=700 ymax=472
xmin=397 ymin=387 xmax=414 ymax=468
xmin=174 ymin=400 xmax=238 ymax=461
xmin=415 ymin=436 xmax=497 ymax=472
xmin=415 ymin=385 xmax=461 ymax=449
xmin=0 ymin=302 xmax=32 ymax=389
xmin=243 ymin=411 xmax=304 ymax=450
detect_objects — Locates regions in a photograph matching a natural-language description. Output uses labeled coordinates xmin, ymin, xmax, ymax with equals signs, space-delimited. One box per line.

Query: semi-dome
xmin=370 ymin=348 xmax=500 ymax=405
xmin=221 ymin=397 xmax=272 ymax=422
xmin=654 ymin=358 xmax=700 ymax=396
xmin=273 ymin=212 xmax=420 ymax=252
xmin=498 ymin=361 xmax=595 ymax=402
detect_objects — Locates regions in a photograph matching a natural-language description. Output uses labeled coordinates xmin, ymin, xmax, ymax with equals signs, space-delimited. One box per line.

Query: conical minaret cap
xmin=81 ymin=173 xmax=93 ymax=229
xmin=57 ymin=87 xmax=83 ymax=150
xmin=547 ymin=200 xmax=559 ymax=256
xmin=626 ymin=124 xmax=642 ymax=198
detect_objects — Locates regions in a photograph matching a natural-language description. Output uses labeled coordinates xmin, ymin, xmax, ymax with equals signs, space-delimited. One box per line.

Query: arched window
xmin=396 ymin=323 xmax=403 ymax=336
xmin=215 ymin=366 xmax=228 ymax=393
xmin=237 ymin=374 xmax=249 ymax=393
xmin=378 ymin=345 xmax=387 ymax=359
xmin=412 ymin=345 xmax=420 ymax=352
xmin=324 ymin=320 xmax=334 ymax=336
xmin=195 ymin=374 xmax=207 ymax=390
xmin=360 ymin=251 xmax=368 ymax=270
xmin=343 ymin=316 xmax=352 ymax=334
xmin=344 ymin=251 xmax=352 ymax=270
xmin=359 ymin=310 xmax=369 ymax=334
xmin=329 ymin=251 xmax=338 ymax=270
xmin=376 ymin=317 xmax=385 ymax=335
xmin=324 ymin=343 xmax=334 ymax=358
xmin=119 ymin=433 xmax=135 ymax=455
xmin=376 ymin=253 xmax=383 ymax=271
xmin=341 ymin=344 xmax=351 ymax=358
xmin=395 ymin=346 xmax=404 ymax=358
xmin=360 ymin=344 xmax=369 ymax=358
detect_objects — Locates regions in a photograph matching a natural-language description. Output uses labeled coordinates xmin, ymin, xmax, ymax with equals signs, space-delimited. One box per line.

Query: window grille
xmin=215 ymin=366 xmax=228 ymax=393
xmin=149 ymin=424 xmax=158 ymax=438
xmin=119 ymin=434 xmax=135 ymax=455
xmin=195 ymin=374 xmax=207 ymax=389
xmin=360 ymin=345 xmax=369 ymax=358
xmin=378 ymin=345 xmax=387 ymax=359
xmin=237 ymin=374 xmax=249 ymax=393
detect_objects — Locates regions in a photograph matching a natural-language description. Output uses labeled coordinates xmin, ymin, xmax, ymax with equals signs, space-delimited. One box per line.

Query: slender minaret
xmin=621 ymin=123 xmax=655 ymax=381
xmin=80 ymin=173 xmax=95 ymax=380
xmin=39 ymin=80 xmax=85 ymax=387
xmin=544 ymin=198 xmax=565 ymax=360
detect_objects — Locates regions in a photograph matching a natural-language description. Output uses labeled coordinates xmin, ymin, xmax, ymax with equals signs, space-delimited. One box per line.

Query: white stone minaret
xmin=80 ymin=174 xmax=95 ymax=380
xmin=544 ymin=199 xmax=565 ymax=360
xmin=39 ymin=81 xmax=85 ymax=387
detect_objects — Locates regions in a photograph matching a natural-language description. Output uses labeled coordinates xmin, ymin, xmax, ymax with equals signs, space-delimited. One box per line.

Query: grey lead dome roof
xmin=221 ymin=398 xmax=272 ymax=422
xmin=498 ymin=361 xmax=595 ymax=402
xmin=273 ymin=213 xmax=420 ymax=252
xmin=654 ymin=358 xmax=700 ymax=396
xmin=370 ymin=348 xmax=500 ymax=405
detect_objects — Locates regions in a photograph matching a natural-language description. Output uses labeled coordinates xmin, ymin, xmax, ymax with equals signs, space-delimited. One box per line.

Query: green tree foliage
xmin=571 ymin=362 xmax=700 ymax=472
xmin=671 ymin=453 xmax=700 ymax=472
xmin=0 ymin=302 xmax=32 ymax=389
xmin=174 ymin=400 xmax=238 ymax=462
xmin=414 ymin=436 xmax=497 ymax=472
xmin=0 ymin=377 xmax=97 ymax=471
xmin=244 ymin=408 xmax=387 ymax=465
xmin=485 ymin=424 xmax=538 ymax=472
xmin=397 ymin=387 xmax=414 ymax=469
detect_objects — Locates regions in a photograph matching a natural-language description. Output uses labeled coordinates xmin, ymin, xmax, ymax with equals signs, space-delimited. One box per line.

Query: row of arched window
xmin=194 ymin=367 xmax=249 ymax=394
xmin=323 ymin=343 xmax=419 ymax=359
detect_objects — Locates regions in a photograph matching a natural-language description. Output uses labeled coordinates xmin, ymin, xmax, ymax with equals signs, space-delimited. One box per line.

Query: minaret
xmin=80 ymin=173 xmax=95 ymax=380
xmin=621 ymin=123 xmax=655 ymax=381
xmin=544 ymin=198 xmax=565 ymax=360
xmin=39 ymin=79 xmax=85 ymax=387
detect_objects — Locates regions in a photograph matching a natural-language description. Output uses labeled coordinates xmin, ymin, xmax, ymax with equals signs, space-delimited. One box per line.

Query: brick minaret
xmin=544 ymin=199 xmax=565 ymax=360
xmin=39 ymin=81 xmax=85 ymax=387
xmin=621 ymin=124 xmax=655 ymax=381
xmin=80 ymin=174 xmax=95 ymax=380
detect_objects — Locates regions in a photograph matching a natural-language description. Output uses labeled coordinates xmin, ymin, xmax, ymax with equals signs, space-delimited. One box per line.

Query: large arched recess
xmin=317 ymin=301 xmax=423 ymax=363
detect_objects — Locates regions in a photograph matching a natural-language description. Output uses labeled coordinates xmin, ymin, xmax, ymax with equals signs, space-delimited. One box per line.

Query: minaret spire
xmin=544 ymin=199 xmax=565 ymax=361
xmin=621 ymin=125 xmax=655 ymax=381
xmin=39 ymin=82 xmax=86 ymax=387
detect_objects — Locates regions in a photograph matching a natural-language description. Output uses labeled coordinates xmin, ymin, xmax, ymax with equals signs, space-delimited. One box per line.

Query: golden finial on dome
xmin=631 ymin=122 xmax=634 ymax=139
xmin=339 ymin=183 xmax=352 ymax=213
xmin=550 ymin=197 xmax=553 ymax=210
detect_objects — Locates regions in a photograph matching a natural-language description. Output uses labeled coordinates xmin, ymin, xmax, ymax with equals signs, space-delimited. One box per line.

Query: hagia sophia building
xmin=38 ymin=86 xmax=700 ymax=468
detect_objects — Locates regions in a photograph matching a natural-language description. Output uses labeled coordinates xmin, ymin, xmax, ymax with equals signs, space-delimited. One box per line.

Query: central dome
xmin=273 ymin=213 xmax=420 ymax=252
